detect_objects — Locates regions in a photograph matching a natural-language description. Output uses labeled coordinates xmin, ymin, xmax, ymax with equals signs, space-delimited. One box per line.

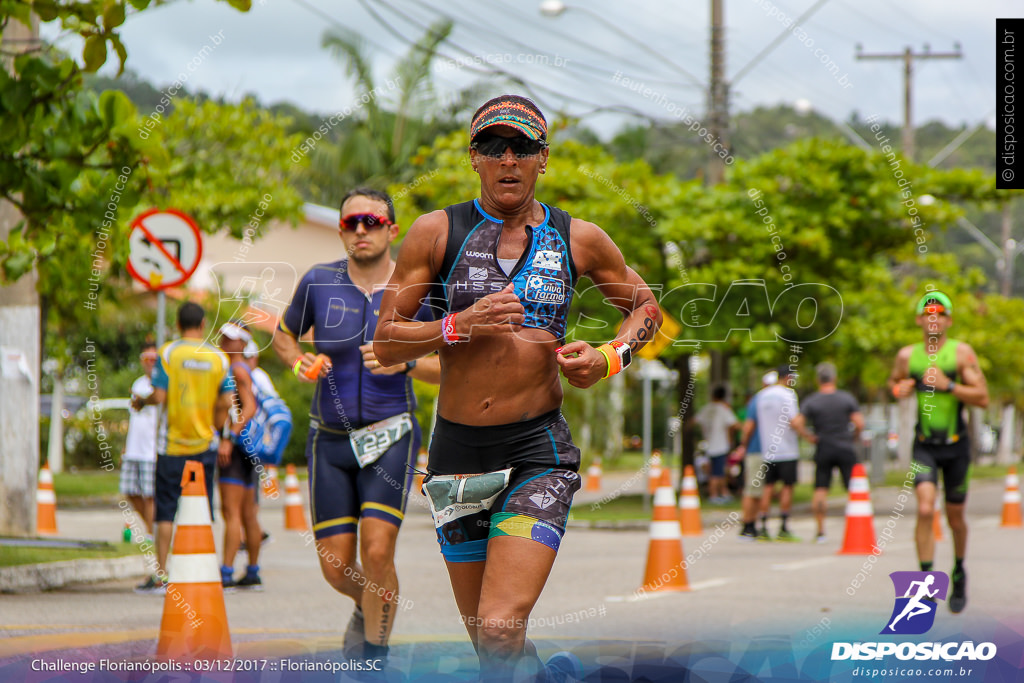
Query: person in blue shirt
xmin=272 ymin=187 xmax=439 ymax=660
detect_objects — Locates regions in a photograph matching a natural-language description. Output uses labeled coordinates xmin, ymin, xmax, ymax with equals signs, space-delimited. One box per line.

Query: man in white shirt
xmin=121 ymin=343 xmax=159 ymax=537
xmin=754 ymin=366 xmax=813 ymax=541
xmin=694 ymin=385 xmax=739 ymax=503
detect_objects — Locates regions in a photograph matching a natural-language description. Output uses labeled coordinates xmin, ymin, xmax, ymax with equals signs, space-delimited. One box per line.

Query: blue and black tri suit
xmin=280 ymin=260 xmax=429 ymax=539
xmin=426 ymin=199 xmax=583 ymax=562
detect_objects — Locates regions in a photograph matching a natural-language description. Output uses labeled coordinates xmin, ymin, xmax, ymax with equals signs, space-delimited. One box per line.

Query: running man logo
xmin=881 ymin=571 xmax=949 ymax=635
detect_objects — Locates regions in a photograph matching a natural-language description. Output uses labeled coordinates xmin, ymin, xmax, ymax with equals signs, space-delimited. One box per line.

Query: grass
xmin=0 ymin=542 xmax=141 ymax=568
xmin=53 ymin=470 xmax=121 ymax=499
xmin=51 ymin=466 xmax=309 ymax=501
xmin=880 ymin=462 xmax=1012 ymax=488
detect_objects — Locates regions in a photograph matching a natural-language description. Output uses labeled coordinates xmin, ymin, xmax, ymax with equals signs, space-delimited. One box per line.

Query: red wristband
xmin=442 ymin=313 xmax=462 ymax=345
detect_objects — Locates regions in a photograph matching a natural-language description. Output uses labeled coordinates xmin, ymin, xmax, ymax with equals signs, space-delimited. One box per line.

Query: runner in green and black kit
xmin=889 ymin=291 xmax=989 ymax=614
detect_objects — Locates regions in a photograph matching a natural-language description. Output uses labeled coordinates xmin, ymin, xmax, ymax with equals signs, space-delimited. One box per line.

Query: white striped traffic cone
xmin=157 ymin=460 xmax=231 ymax=660
xmin=36 ymin=462 xmax=58 ymax=535
xmin=640 ymin=469 xmax=689 ymax=592
xmin=284 ymin=464 xmax=308 ymax=531
xmin=837 ymin=463 xmax=878 ymax=554
xmin=647 ymin=451 xmax=663 ymax=495
xmin=585 ymin=458 xmax=603 ymax=492
xmin=678 ymin=465 xmax=702 ymax=536
xmin=1001 ymin=465 xmax=1022 ymax=528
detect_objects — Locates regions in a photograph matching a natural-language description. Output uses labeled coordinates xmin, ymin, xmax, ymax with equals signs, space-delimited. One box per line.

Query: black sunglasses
xmin=339 ymin=213 xmax=393 ymax=231
xmin=471 ymin=134 xmax=547 ymax=158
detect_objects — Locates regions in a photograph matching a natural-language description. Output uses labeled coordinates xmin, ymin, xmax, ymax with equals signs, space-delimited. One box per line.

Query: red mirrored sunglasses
xmin=339 ymin=213 xmax=393 ymax=232
xmin=923 ymin=304 xmax=947 ymax=315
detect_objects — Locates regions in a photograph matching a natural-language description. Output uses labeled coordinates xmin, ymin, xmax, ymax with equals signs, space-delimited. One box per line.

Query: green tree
xmin=299 ymin=19 xmax=476 ymax=203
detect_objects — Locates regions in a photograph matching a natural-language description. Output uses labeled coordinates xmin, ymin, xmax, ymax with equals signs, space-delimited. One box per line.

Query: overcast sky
xmin=46 ymin=0 xmax=1010 ymax=138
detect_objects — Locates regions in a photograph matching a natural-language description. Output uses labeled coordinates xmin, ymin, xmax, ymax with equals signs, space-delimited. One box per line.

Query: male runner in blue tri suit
xmin=272 ymin=188 xmax=439 ymax=660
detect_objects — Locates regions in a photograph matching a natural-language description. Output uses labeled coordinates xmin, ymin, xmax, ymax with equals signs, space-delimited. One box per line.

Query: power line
xmin=855 ymin=43 xmax=962 ymax=161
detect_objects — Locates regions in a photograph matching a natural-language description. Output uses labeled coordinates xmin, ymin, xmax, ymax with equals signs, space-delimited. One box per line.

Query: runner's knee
xmin=476 ymin=613 xmax=525 ymax=655
xmin=359 ymin=535 xmax=395 ymax=572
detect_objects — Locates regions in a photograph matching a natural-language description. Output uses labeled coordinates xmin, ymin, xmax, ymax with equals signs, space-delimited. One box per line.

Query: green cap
xmin=915 ymin=291 xmax=953 ymax=315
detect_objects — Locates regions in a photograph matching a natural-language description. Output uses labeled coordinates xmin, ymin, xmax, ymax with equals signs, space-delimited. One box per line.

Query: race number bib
xmin=423 ymin=469 xmax=513 ymax=528
xmin=349 ymin=413 xmax=413 ymax=468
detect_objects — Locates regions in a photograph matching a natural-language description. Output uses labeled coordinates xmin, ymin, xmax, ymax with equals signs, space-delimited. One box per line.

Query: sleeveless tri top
xmin=908 ymin=339 xmax=965 ymax=444
xmin=436 ymin=199 xmax=577 ymax=341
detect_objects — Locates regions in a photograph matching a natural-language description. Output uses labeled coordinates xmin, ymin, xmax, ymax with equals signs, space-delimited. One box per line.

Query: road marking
xmin=770 ymin=557 xmax=837 ymax=571
xmin=605 ymin=577 xmax=733 ymax=602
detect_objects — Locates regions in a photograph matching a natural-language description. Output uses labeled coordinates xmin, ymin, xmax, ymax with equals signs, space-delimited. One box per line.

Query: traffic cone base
xmin=157 ymin=461 xmax=231 ymax=661
xmin=640 ymin=471 xmax=689 ymax=593
xmin=1001 ymin=466 xmax=1022 ymax=528
xmin=36 ymin=463 xmax=58 ymax=535
xmin=838 ymin=464 xmax=879 ymax=555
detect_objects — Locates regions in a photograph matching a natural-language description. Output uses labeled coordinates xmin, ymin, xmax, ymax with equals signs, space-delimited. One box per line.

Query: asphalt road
xmin=2 ymin=472 xmax=1022 ymax=681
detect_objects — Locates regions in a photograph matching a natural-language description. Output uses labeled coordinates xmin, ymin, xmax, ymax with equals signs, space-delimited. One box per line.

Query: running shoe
xmin=236 ymin=572 xmax=262 ymax=590
xmin=739 ymin=528 xmax=757 ymax=542
xmin=134 ymin=575 xmax=167 ymax=595
xmin=776 ymin=529 xmax=801 ymax=543
xmin=343 ymin=605 xmax=367 ymax=659
xmin=543 ymin=651 xmax=584 ymax=683
xmin=815 ymin=533 xmax=827 ymax=544
xmin=756 ymin=528 xmax=772 ymax=542
xmin=949 ymin=570 xmax=967 ymax=613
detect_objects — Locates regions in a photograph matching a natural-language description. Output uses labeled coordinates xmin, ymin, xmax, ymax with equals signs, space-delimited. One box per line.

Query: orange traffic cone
xmin=1000 ymin=465 xmax=1022 ymax=528
xmin=640 ymin=469 xmax=689 ymax=593
xmin=157 ymin=461 xmax=231 ymax=661
xmin=36 ymin=462 xmax=58 ymax=535
xmin=283 ymin=464 xmax=308 ymax=531
xmin=932 ymin=497 xmax=944 ymax=541
xmin=413 ymin=449 xmax=429 ymax=494
xmin=837 ymin=463 xmax=878 ymax=555
xmin=261 ymin=464 xmax=280 ymax=499
xmin=647 ymin=451 xmax=663 ymax=495
xmin=678 ymin=465 xmax=702 ymax=536
xmin=585 ymin=458 xmax=603 ymax=492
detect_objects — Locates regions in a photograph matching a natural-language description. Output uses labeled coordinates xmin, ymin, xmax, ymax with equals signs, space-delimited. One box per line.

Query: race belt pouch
xmin=349 ymin=412 xmax=414 ymax=468
xmin=423 ymin=469 xmax=514 ymax=528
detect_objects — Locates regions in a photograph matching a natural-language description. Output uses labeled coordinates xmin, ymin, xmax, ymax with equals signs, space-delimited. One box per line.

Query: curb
xmin=0 ymin=555 xmax=148 ymax=594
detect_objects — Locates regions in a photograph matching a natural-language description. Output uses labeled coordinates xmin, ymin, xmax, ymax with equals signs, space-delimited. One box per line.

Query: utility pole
xmin=855 ymin=44 xmax=963 ymax=161
xmin=1 ymin=14 xmax=42 ymax=536
xmin=707 ymin=0 xmax=728 ymax=186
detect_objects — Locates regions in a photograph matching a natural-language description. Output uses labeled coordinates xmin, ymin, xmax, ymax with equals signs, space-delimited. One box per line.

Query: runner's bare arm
xmin=556 ymin=220 xmax=661 ymax=389
xmin=889 ymin=346 xmax=914 ymax=398
xmin=132 ymin=387 xmax=166 ymax=410
xmin=789 ymin=413 xmax=817 ymax=443
xmin=954 ymin=343 xmax=989 ymax=408
xmin=233 ymin=369 xmax=258 ymax=431
xmin=374 ymin=212 xmax=528 ymax=365
xmin=374 ymin=211 xmax=449 ymax=366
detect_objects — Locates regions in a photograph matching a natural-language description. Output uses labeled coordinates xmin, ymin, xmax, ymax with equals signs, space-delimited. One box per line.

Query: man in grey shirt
xmin=792 ymin=362 xmax=865 ymax=543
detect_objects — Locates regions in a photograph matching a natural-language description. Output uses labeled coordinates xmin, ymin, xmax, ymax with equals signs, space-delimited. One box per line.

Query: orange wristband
xmin=597 ymin=344 xmax=622 ymax=379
